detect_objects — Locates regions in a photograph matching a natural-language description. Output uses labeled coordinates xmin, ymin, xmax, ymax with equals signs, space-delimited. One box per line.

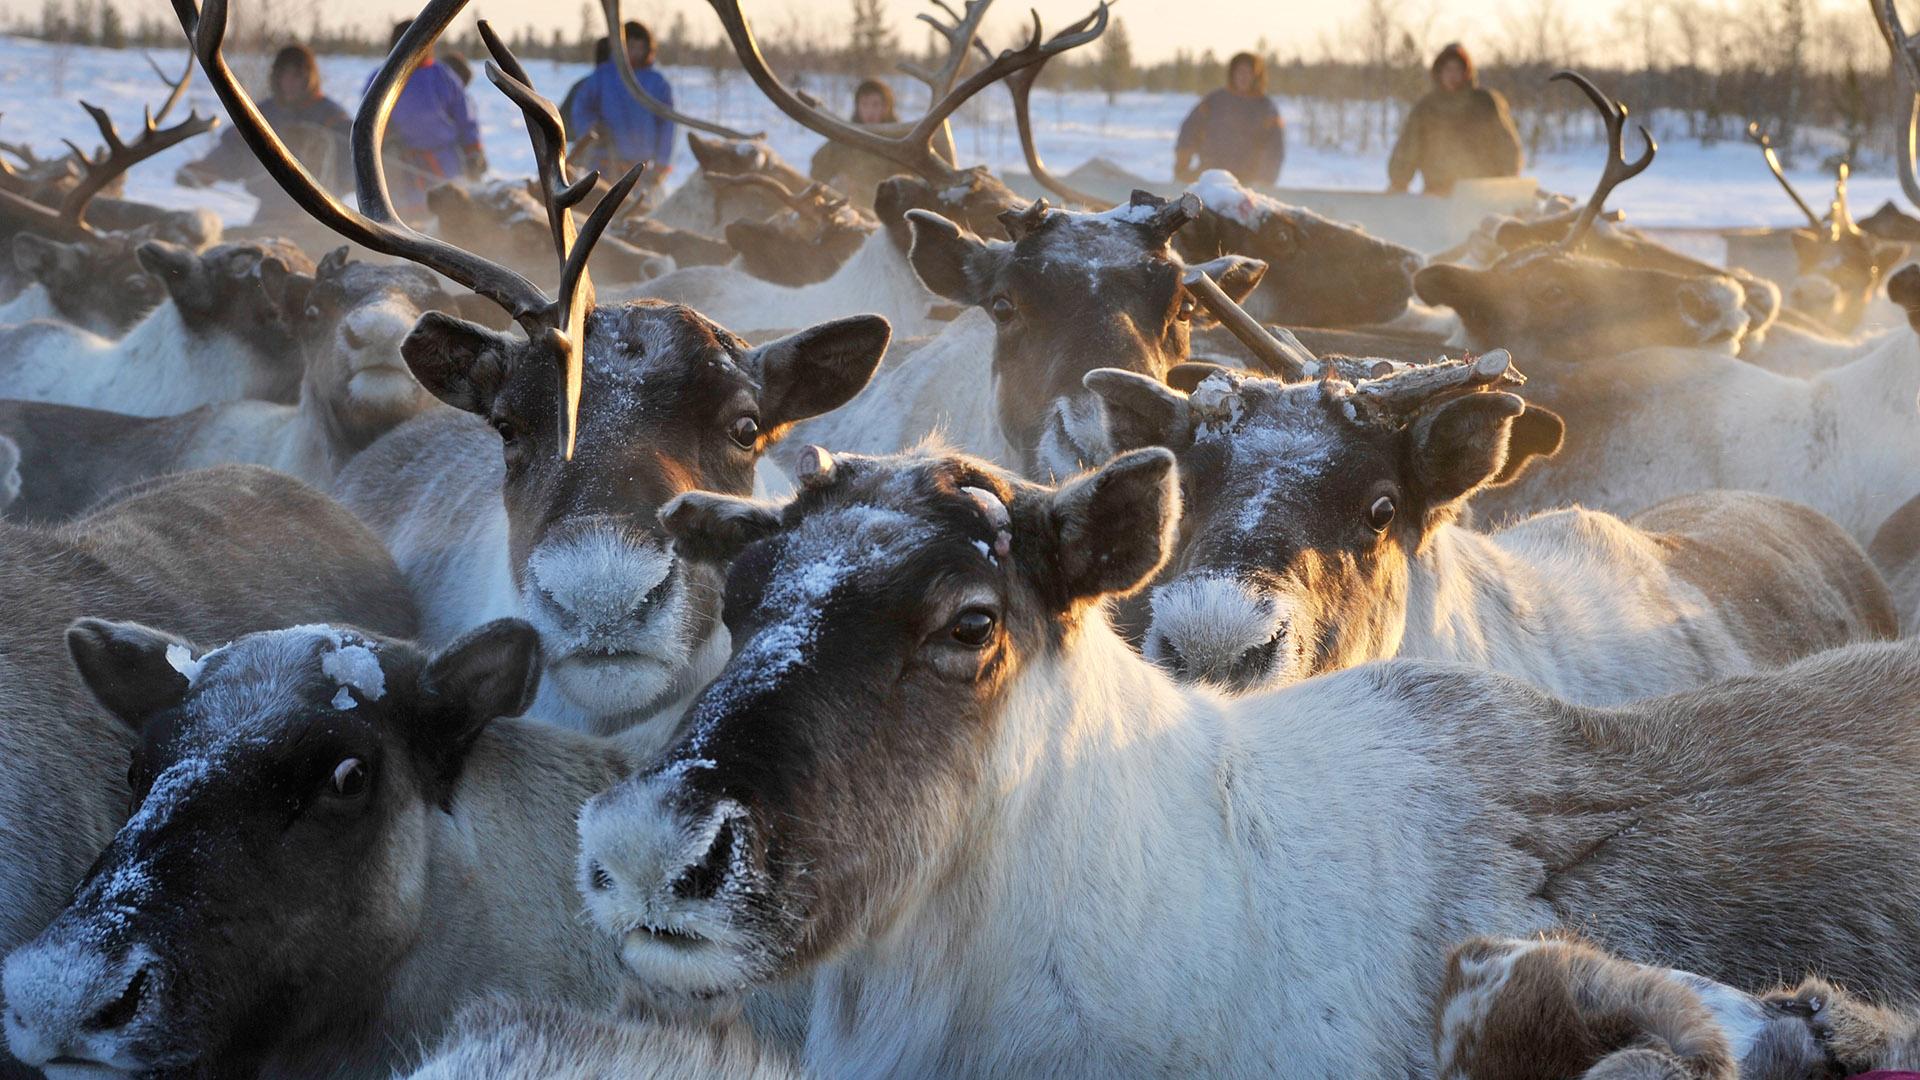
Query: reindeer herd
xmin=8 ymin=0 xmax=1920 ymax=1076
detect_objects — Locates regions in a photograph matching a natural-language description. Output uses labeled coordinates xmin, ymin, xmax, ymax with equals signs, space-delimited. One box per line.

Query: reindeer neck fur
xmin=804 ymin=611 xmax=1553 ymax=1077
xmin=0 ymin=283 xmax=58 ymax=328
xmin=1807 ymin=330 xmax=1920 ymax=537
xmin=1400 ymin=514 xmax=1751 ymax=705
xmin=259 ymin=718 xmax=639 ymax=1079
xmin=0 ymin=302 xmax=266 ymax=417
xmin=636 ymin=231 xmax=939 ymax=338
xmin=780 ymin=311 xmax=1013 ymax=472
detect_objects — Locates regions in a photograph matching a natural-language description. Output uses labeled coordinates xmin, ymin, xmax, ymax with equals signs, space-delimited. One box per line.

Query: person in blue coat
xmin=568 ymin=20 xmax=675 ymax=186
xmin=369 ymin=19 xmax=486 ymax=211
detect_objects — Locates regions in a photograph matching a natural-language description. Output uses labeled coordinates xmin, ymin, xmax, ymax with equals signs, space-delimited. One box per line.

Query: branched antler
xmin=173 ymin=0 xmax=643 ymax=460
xmin=1551 ymin=70 xmax=1655 ymax=252
xmin=1745 ymin=122 xmax=1822 ymax=230
xmin=59 ymin=103 xmax=219 ymax=228
xmin=1875 ymin=0 xmax=1920 ymax=213
xmin=708 ymin=0 xmax=1108 ymax=187
xmin=973 ymin=4 xmax=1111 ymax=208
xmin=603 ymin=0 xmax=762 ymax=141
xmin=899 ymin=0 xmax=993 ymax=99
xmin=145 ymin=50 xmax=196 ymax=126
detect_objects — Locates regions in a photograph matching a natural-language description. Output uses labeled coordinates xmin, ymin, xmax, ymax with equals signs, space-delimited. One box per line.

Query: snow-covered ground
xmin=0 ymin=34 xmax=1903 ymax=236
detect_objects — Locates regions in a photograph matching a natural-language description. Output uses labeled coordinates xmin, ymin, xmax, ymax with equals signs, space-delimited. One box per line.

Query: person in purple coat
xmin=567 ymin=20 xmax=676 ymax=188
xmin=1174 ymin=52 xmax=1286 ymax=186
xmin=368 ymin=19 xmax=486 ymax=211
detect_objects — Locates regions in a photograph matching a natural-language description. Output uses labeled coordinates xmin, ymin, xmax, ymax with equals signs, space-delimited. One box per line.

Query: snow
xmin=0 ymin=35 xmax=1898 ymax=244
xmin=320 ymin=639 xmax=387 ymax=700
xmin=331 ymin=686 xmax=358 ymax=710
xmin=164 ymin=642 xmax=203 ymax=685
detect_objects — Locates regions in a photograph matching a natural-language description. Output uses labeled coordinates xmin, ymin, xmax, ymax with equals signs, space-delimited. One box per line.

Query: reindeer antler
xmin=174 ymin=0 xmax=642 ymax=460
xmin=145 ymin=50 xmax=195 ymax=126
xmin=1351 ymin=350 xmax=1522 ymax=417
xmin=1831 ymin=160 xmax=1861 ymax=240
xmin=1551 ymin=70 xmax=1655 ymax=252
xmin=708 ymin=0 xmax=1108 ymax=187
xmin=901 ymin=0 xmax=994 ymax=99
xmin=1877 ymin=0 xmax=1920 ymax=214
xmin=1182 ymin=267 xmax=1318 ymax=382
xmin=602 ymin=0 xmax=761 ymax=141
xmin=972 ymin=3 xmax=1111 ymax=208
xmin=58 ymin=103 xmax=219 ymax=229
xmin=1745 ymin=121 xmax=1822 ymax=230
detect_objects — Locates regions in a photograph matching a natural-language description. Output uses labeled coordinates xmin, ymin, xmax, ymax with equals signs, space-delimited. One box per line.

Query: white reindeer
xmin=575 ymin=445 xmax=1920 ymax=1078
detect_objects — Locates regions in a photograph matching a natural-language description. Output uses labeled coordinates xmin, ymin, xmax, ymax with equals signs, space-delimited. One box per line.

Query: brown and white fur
xmin=1435 ymin=933 xmax=1920 ymax=1080
xmin=404 ymin=997 xmax=799 ymax=1080
xmin=331 ymin=302 xmax=889 ymax=739
xmin=2 ymin=619 xmax=800 ymax=1079
xmin=0 ymin=239 xmax=314 ymax=415
xmin=0 ymin=251 xmax=448 ymax=522
xmin=1092 ymin=361 xmax=1895 ymax=700
xmin=0 ymin=465 xmax=418 ymax=1076
xmin=577 ymin=445 xmax=1920 ymax=1077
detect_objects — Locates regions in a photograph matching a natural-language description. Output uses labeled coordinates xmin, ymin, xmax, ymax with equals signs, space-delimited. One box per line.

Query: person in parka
xmin=1387 ymin=43 xmax=1524 ymax=196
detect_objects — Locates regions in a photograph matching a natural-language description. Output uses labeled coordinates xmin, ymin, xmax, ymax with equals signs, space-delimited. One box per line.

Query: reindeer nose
xmin=670 ymin=816 xmax=744 ymax=903
xmin=88 ymin=964 xmax=153 ymax=1034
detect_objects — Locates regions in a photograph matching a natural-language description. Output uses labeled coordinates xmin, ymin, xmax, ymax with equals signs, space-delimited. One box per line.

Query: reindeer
xmin=1412 ymin=78 xmax=1920 ymax=542
xmin=0 ymin=99 xmax=222 ymax=335
xmin=1434 ymin=933 xmax=1920 ymax=1080
xmin=0 ymin=237 xmax=319 ymax=415
xmin=1746 ymin=124 xmax=1907 ymax=339
xmin=188 ymin=0 xmax=891 ymax=738
xmin=632 ymin=0 xmax=1108 ymax=337
xmin=576 ymin=444 xmax=1920 ymax=1076
xmin=0 ymin=465 xmax=416 ymax=1076
xmin=779 ymin=190 xmax=1265 ymax=480
xmin=426 ymin=177 xmax=673 ymax=287
xmin=1089 ymin=342 xmax=1892 ymax=700
xmin=644 ymin=132 xmax=810 ymax=238
xmin=0 ymin=615 xmax=809 ymax=1080
xmin=0 ymin=251 xmax=451 ymax=521
xmin=712 ymin=173 xmax=878 ymax=287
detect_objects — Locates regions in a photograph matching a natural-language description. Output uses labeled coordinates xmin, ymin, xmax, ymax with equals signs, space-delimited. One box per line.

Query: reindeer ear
xmin=1034 ymin=448 xmax=1180 ymax=607
xmin=1413 ymin=263 xmax=1484 ymax=310
xmin=415 ymin=619 xmax=541 ymax=801
xmin=67 ymin=618 xmax=199 ymax=732
xmin=12 ymin=233 xmax=75 ymax=282
xmin=1488 ymin=404 xmax=1563 ymax=487
xmin=402 ymin=311 xmax=519 ymax=415
xmin=1789 ymin=228 xmax=1824 ymax=267
xmin=138 ymin=240 xmax=214 ymax=314
xmin=1085 ymin=369 xmax=1192 ymax=453
xmin=257 ymin=256 xmax=315 ymax=317
xmin=1874 ymin=240 xmax=1910 ymax=272
xmin=660 ymin=492 xmax=784 ymax=565
xmin=1186 ymin=255 xmax=1267 ymax=307
xmin=1731 ymin=271 xmax=1780 ymax=337
xmin=744 ymin=314 xmax=891 ymax=429
xmin=1409 ymin=392 xmax=1529 ymax=507
xmin=906 ymin=209 xmax=992 ymax=305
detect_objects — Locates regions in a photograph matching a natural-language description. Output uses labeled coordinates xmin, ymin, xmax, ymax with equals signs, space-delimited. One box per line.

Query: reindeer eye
xmin=728 ymin=415 xmax=761 ymax=450
xmin=988 ymin=295 xmax=1017 ymax=324
xmin=491 ymin=417 xmax=519 ymax=445
xmin=1366 ymin=494 xmax=1396 ymax=532
xmin=329 ymin=758 xmax=369 ymax=798
xmin=949 ymin=608 xmax=997 ymax=648
xmin=1177 ymin=295 xmax=1196 ymax=322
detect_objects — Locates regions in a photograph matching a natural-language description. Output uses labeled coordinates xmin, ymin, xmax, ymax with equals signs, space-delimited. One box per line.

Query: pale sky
xmin=0 ymin=0 xmax=1881 ymax=68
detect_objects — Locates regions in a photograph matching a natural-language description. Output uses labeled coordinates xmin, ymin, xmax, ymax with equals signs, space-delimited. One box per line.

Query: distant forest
xmin=14 ymin=0 xmax=1906 ymax=167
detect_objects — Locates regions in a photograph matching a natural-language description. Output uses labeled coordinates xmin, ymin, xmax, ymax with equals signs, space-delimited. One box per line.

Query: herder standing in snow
xmin=368 ymin=19 xmax=486 ymax=213
xmin=1387 ymin=42 xmax=1523 ymax=196
xmin=1174 ymin=51 xmax=1286 ymax=186
xmin=568 ymin=20 xmax=676 ymax=190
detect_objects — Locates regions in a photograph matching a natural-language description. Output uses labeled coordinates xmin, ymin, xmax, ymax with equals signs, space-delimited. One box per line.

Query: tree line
xmin=10 ymin=0 xmax=1904 ymax=168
